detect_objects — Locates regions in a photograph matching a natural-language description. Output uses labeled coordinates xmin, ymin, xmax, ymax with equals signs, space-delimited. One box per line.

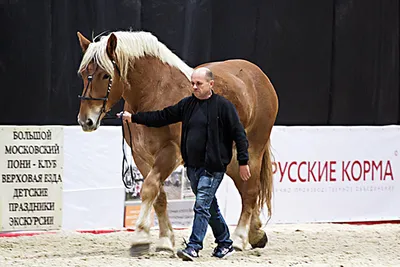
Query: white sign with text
xmin=0 ymin=126 xmax=63 ymax=231
xmin=224 ymin=126 xmax=400 ymax=224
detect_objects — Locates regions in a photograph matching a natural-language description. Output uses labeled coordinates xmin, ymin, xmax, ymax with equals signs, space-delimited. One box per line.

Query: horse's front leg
xmin=129 ymin=141 xmax=180 ymax=256
xmin=153 ymin=185 xmax=175 ymax=253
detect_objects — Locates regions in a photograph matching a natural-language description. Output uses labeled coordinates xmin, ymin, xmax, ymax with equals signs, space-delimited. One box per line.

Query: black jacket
xmin=131 ymin=92 xmax=249 ymax=172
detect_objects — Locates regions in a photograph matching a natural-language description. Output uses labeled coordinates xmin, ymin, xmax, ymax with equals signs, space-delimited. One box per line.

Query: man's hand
xmin=239 ymin=165 xmax=251 ymax=181
xmin=117 ymin=111 xmax=132 ymax=123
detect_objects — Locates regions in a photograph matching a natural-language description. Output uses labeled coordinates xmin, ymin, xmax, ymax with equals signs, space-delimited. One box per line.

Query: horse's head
xmin=76 ymin=32 xmax=123 ymax=132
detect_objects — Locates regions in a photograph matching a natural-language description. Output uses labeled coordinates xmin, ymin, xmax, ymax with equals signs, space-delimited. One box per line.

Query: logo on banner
xmin=274 ymin=160 xmax=394 ymax=182
xmin=272 ymin=159 xmax=396 ymax=193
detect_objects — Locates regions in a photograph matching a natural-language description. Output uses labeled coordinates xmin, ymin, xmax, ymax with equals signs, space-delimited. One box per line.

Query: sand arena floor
xmin=0 ymin=223 xmax=399 ymax=267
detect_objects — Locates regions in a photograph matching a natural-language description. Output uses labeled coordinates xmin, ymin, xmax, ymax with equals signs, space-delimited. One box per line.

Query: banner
xmin=262 ymin=126 xmax=400 ymax=224
xmin=0 ymin=126 xmax=63 ymax=231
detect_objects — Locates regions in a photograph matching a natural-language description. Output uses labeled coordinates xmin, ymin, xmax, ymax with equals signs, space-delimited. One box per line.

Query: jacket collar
xmin=191 ymin=90 xmax=216 ymax=100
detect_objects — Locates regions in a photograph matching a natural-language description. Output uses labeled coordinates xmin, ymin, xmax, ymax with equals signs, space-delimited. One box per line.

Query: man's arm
xmin=223 ymin=100 xmax=249 ymax=165
xmin=222 ymin=99 xmax=251 ymax=181
xmin=119 ymin=98 xmax=186 ymax=127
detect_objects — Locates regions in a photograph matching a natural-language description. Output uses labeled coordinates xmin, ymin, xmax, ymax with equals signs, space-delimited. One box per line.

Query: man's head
xmin=191 ymin=67 xmax=214 ymax=100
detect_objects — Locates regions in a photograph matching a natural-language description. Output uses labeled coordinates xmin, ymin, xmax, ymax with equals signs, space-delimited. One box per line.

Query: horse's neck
xmin=123 ymin=56 xmax=192 ymax=112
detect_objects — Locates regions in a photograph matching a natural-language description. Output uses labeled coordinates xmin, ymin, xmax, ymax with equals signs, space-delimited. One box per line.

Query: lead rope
xmin=121 ymin=117 xmax=135 ymax=190
xmin=102 ymin=113 xmax=140 ymax=191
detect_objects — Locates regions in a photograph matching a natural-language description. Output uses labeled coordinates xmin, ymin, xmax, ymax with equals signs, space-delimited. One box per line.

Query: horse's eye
xmin=103 ymin=74 xmax=110 ymax=80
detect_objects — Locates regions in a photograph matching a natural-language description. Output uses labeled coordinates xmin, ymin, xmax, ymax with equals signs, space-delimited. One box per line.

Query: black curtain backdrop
xmin=0 ymin=0 xmax=398 ymax=126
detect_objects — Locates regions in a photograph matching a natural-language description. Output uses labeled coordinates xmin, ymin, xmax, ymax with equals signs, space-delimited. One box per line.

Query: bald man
xmin=118 ymin=67 xmax=250 ymax=261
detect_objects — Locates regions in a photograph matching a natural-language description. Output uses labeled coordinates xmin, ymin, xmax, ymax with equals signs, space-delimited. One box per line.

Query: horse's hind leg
xmin=249 ymin=146 xmax=274 ymax=248
xmin=248 ymin=208 xmax=268 ymax=248
xmin=249 ymin=146 xmax=273 ymax=249
xmin=227 ymin=155 xmax=261 ymax=251
xmin=231 ymin=179 xmax=259 ymax=251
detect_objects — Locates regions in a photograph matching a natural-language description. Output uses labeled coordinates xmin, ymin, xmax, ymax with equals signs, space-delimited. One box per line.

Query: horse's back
xmin=198 ymin=59 xmax=278 ymax=134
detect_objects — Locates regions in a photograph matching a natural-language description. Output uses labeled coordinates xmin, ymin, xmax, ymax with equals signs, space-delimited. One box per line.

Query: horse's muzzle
xmin=78 ymin=116 xmax=99 ymax=132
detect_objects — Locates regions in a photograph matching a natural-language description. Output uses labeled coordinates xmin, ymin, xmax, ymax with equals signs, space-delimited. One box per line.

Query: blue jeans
xmin=186 ymin=167 xmax=233 ymax=251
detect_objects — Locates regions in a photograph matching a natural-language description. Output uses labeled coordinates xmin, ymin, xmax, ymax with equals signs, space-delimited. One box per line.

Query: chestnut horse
xmin=76 ymin=30 xmax=278 ymax=255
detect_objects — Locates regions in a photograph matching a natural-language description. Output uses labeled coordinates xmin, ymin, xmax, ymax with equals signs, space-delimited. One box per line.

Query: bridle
xmin=77 ymin=59 xmax=139 ymax=190
xmin=78 ymin=60 xmax=121 ymax=122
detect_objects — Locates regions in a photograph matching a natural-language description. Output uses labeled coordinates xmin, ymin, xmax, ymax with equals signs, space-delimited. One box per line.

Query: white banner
xmin=261 ymin=126 xmax=400 ymax=224
xmin=0 ymin=126 xmax=63 ymax=231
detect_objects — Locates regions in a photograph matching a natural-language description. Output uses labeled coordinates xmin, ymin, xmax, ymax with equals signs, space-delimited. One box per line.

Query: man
xmin=118 ymin=67 xmax=251 ymax=261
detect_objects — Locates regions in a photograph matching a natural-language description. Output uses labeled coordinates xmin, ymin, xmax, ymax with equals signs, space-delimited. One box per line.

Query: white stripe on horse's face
xmin=77 ymin=105 xmax=102 ymax=132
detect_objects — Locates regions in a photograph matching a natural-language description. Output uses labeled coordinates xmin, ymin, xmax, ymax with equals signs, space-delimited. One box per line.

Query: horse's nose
xmin=77 ymin=116 xmax=93 ymax=127
xmin=86 ymin=118 xmax=94 ymax=127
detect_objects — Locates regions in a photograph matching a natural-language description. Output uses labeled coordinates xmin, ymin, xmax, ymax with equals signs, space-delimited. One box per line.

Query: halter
xmin=78 ymin=60 xmax=120 ymax=117
xmin=77 ymin=60 xmax=138 ymax=190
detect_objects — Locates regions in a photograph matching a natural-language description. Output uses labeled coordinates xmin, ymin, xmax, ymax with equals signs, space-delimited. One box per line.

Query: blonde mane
xmin=78 ymin=31 xmax=193 ymax=80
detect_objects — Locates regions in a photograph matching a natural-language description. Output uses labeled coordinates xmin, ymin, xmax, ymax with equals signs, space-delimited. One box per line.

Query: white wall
xmin=62 ymin=126 xmax=125 ymax=230
xmin=2 ymin=125 xmax=400 ymax=232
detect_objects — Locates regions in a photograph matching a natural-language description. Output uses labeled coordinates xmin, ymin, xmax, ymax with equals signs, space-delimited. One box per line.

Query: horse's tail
xmin=258 ymin=138 xmax=274 ymax=220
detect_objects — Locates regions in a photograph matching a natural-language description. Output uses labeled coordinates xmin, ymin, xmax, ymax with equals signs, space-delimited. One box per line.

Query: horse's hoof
xmin=155 ymin=237 xmax=174 ymax=253
xmin=250 ymin=232 xmax=268 ymax=249
xmin=129 ymin=243 xmax=150 ymax=257
xmin=232 ymin=241 xmax=245 ymax=251
xmin=232 ymin=235 xmax=246 ymax=251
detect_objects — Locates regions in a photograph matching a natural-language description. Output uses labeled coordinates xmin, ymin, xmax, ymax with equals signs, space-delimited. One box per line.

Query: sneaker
xmin=177 ymin=247 xmax=199 ymax=261
xmin=212 ymin=245 xmax=234 ymax=258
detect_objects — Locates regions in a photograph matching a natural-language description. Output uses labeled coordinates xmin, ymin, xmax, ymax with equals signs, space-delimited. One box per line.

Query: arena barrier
xmin=1 ymin=125 xmax=399 ymax=235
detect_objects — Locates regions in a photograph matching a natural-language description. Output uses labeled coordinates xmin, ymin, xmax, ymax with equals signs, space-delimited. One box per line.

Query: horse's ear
xmin=106 ymin=33 xmax=117 ymax=61
xmin=77 ymin=31 xmax=91 ymax=53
